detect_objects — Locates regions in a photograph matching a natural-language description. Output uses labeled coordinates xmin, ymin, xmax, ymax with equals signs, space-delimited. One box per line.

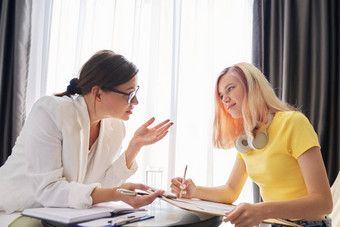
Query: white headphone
xmin=234 ymin=113 xmax=274 ymax=153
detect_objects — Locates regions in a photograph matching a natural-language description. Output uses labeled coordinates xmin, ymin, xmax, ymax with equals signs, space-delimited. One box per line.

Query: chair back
xmin=329 ymin=171 xmax=340 ymax=226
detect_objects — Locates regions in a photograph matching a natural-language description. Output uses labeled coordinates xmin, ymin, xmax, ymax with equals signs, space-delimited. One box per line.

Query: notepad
xmin=22 ymin=203 xmax=146 ymax=224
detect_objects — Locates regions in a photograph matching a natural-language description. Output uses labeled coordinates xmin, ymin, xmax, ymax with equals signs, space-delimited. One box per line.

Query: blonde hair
xmin=213 ymin=62 xmax=296 ymax=149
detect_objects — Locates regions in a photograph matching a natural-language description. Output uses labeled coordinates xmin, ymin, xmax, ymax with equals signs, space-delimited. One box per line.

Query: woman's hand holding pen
xmin=117 ymin=183 xmax=165 ymax=209
xmin=170 ymin=177 xmax=196 ymax=199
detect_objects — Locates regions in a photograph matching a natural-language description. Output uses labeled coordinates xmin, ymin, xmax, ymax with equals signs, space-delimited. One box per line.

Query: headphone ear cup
xmin=249 ymin=131 xmax=268 ymax=149
xmin=235 ymin=134 xmax=251 ymax=153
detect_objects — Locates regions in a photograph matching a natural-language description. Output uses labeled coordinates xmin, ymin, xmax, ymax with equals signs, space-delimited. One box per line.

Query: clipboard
xmin=161 ymin=197 xmax=302 ymax=227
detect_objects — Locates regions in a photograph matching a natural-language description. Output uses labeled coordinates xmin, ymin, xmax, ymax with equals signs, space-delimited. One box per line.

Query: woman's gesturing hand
xmin=125 ymin=117 xmax=173 ymax=169
xmin=132 ymin=117 xmax=173 ymax=149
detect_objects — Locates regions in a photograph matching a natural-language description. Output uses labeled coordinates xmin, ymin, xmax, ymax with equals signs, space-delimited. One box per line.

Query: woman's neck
xmin=89 ymin=120 xmax=101 ymax=150
xmin=84 ymin=94 xmax=102 ymax=149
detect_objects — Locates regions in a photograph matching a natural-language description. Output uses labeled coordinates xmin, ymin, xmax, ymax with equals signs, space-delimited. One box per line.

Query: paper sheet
xmin=174 ymin=198 xmax=235 ymax=211
xmin=161 ymin=198 xmax=301 ymax=227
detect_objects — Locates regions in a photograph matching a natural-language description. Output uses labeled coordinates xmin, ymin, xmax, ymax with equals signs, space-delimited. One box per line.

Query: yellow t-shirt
xmin=238 ymin=111 xmax=320 ymax=202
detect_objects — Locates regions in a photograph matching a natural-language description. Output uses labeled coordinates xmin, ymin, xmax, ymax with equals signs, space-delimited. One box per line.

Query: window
xmin=30 ymin=1 xmax=254 ymax=217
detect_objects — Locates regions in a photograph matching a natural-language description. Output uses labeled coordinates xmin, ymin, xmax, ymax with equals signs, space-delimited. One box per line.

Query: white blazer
xmin=0 ymin=95 xmax=137 ymax=213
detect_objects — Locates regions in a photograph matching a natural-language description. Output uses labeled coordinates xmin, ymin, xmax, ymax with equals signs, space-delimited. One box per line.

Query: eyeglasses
xmin=107 ymin=85 xmax=139 ymax=103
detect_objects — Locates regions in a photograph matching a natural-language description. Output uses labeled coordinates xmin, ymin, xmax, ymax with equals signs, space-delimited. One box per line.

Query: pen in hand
xmin=179 ymin=165 xmax=188 ymax=198
xmin=117 ymin=188 xmax=176 ymax=199
xmin=116 ymin=188 xmax=149 ymax=196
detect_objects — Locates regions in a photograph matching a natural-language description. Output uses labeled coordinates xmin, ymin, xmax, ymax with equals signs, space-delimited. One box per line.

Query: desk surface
xmin=9 ymin=199 xmax=222 ymax=227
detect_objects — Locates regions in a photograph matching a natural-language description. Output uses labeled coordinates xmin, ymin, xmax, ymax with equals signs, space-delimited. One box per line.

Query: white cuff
xmin=68 ymin=182 xmax=100 ymax=208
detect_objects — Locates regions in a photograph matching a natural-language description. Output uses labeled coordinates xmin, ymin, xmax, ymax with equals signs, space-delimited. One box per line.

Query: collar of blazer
xmin=73 ymin=95 xmax=91 ymax=183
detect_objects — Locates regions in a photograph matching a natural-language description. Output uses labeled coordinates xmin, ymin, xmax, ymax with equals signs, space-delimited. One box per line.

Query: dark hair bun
xmin=66 ymin=78 xmax=81 ymax=95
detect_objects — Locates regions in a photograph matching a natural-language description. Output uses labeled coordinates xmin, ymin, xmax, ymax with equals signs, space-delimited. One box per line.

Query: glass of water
xmin=146 ymin=167 xmax=163 ymax=189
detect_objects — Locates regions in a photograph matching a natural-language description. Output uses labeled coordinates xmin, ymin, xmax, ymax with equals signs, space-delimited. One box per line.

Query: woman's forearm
xmin=194 ymin=185 xmax=240 ymax=204
xmin=193 ymin=158 xmax=248 ymax=204
xmin=91 ymin=187 xmax=121 ymax=205
xmin=258 ymin=193 xmax=333 ymax=220
xmin=124 ymin=139 xmax=141 ymax=169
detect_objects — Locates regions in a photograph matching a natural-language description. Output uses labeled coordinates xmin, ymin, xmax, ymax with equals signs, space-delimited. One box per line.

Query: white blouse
xmin=0 ymin=95 xmax=137 ymax=213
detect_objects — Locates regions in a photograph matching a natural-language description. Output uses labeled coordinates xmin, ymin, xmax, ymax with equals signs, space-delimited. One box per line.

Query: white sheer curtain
xmin=29 ymin=0 xmax=254 ymax=207
xmin=26 ymin=0 xmax=53 ymax=117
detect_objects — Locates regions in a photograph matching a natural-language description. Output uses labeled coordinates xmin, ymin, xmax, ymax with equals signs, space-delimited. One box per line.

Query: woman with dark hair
xmin=171 ymin=62 xmax=332 ymax=226
xmin=0 ymin=50 xmax=173 ymax=213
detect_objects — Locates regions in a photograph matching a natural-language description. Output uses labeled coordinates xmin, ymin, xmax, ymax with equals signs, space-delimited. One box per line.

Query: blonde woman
xmin=171 ymin=63 xmax=332 ymax=226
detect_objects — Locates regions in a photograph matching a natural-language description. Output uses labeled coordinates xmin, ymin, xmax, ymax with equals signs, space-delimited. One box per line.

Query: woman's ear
xmin=91 ymin=86 xmax=102 ymax=102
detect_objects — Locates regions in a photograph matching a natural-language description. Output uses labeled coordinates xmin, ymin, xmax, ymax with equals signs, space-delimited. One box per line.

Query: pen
xmin=108 ymin=215 xmax=155 ymax=227
xmin=115 ymin=216 xmax=139 ymax=226
xmin=147 ymin=188 xmax=177 ymax=199
xmin=116 ymin=188 xmax=149 ymax=196
xmin=179 ymin=165 xmax=188 ymax=198
xmin=107 ymin=215 xmax=139 ymax=226
xmin=117 ymin=188 xmax=177 ymax=199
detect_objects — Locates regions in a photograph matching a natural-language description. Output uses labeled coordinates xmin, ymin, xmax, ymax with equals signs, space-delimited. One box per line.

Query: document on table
xmin=175 ymin=198 xmax=235 ymax=211
xmin=161 ymin=197 xmax=233 ymax=216
xmin=162 ymin=198 xmax=302 ymax=227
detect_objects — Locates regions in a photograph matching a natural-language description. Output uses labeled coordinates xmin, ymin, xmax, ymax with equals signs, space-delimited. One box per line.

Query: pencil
xmin=179 ymin=165 xmax=188 ymax=198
